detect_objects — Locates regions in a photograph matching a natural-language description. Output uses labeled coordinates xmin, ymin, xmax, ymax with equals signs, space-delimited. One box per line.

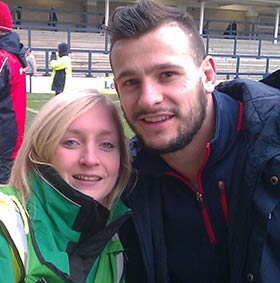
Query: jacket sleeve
xmin=0 ymin=56 xmax=18 ymax=161
xmin=50 ymin=56 xmax=69 ymax=71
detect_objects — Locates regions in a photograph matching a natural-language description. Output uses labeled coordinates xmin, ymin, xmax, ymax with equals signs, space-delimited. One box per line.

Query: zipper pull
xmin=196 ymin=192 xmax=204 ymax=208
xmin=218 ymin=180 xmax=225 ymax=192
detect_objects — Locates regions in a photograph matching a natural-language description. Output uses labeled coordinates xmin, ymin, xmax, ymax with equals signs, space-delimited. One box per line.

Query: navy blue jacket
xmin=120 ymin=71 xmax=280 ymax=283
xmin=218 ymin=75 xmax=280 ymax=283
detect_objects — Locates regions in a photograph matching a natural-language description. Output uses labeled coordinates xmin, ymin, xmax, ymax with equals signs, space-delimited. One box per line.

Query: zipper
xmin=166 ymin=142 xmax=217 ymax=244
xmin=218 ymin=180 xmax=229 ymax=225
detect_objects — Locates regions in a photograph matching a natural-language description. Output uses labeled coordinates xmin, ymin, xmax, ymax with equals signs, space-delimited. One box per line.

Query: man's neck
xmin=161 ymin=94 xmax=215 ymax=184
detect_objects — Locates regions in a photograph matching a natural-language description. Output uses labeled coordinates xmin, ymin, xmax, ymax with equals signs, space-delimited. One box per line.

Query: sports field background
xmin=27 ymin=93 xmax=134 ymax=138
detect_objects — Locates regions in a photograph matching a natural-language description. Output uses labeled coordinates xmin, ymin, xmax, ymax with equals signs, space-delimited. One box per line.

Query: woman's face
xmin=51 ymin=104 xmax=120 ymax=204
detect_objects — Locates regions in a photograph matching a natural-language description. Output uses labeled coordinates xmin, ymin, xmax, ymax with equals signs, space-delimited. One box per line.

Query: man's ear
xmin=114 ymin=78 xmax=119 ymax=97
xmin=200 ymin=55 xmax=217 ymax=94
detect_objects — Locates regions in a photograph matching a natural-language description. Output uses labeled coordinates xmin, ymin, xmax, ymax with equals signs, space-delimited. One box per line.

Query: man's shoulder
xmin=0 ymin=49 xmax=22 ymax=66
xmin=0 ymin=48 xmax=10 ymax=58
xmin=216 ymin=71 xmax=280 ymax=102
xmin=217 ymin=75 xmax=280 ymax=122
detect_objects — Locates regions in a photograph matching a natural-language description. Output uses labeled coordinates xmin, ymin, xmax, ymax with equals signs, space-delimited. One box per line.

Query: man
xmin=49 ymin=7 xmax=58 ymax=28
xmin=50 ymin=42 xmax=72 ymax=95
xmin=0 ymin=1 xmax=27 ymax=184
xmin=107 ymin=0 xmax=280 ymax=282
xmin=24 ymin=48 xmax=37 ymax=76
xmin=14 ymin=6 xmax=22 ymax=27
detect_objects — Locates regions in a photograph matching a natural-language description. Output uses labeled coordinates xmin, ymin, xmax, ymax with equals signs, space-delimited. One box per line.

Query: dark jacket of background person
xmin=120 ymin=70 xmax=280 ymax=283
xmin=49 ymin=7 xmax=58 ymax=27
xmin=50 ymin=43 xmax=72 ymax=95
xmin=14 ymin=6 xmax=22 ymax=26
xmin=224 ymin=22 xmax=237 ymax=38
xmin=0 ymin=1 xmax=27 ymax=184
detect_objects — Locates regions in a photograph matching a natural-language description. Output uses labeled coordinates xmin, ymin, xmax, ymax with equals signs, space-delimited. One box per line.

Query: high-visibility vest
xmin=0 ymin=191 xmax=29 ymax=282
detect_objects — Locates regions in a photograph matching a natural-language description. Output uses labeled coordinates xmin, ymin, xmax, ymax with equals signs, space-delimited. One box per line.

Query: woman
xmin=0 ymin=89 xmax=131 ymax=283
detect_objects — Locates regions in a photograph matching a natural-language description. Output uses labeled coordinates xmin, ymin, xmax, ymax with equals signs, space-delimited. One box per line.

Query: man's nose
xmin=138 ymin=80 xmax=163 ymax=107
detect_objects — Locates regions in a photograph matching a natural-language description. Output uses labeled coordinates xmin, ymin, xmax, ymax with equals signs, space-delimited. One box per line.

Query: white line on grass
xmin=27 ymin=107 xmax=38 ymax=114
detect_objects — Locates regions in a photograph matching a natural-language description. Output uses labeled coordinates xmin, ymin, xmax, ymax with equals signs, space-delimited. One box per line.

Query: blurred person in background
xmin=49 ymin=6 xmax=58 ymax=29
xmin=24 ymin=48 xmax=37 ymax=76
xmin=50 ymin=42 xmax=72 ymax=95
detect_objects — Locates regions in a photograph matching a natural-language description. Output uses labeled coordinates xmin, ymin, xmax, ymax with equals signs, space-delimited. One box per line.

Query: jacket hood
xmin=0 ymin=32 xmax=27 ymax=67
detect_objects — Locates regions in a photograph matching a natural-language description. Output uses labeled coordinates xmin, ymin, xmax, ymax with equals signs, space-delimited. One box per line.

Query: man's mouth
xmin=143 ymin=114 xmax=173 ymax=123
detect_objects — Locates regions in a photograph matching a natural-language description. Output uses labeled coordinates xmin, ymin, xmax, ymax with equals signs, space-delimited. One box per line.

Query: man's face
xmin=111 ymin=24 xmax=214 ymax=154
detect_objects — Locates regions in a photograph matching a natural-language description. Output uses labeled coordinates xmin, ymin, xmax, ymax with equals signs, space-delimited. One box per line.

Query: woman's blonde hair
xmin=9 ymin=89 xmax=131 ymax=208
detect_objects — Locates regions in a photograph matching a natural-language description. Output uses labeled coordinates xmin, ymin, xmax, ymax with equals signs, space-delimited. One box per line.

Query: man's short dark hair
xmin=107 ymin=0 xmax=205 ymax=65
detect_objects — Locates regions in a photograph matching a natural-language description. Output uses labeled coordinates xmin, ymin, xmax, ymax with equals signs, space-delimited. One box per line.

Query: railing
xmin=12 ymin=6 xmax=104 ymax=30
xmin=12 ymin=5 xmax=280 ymax=39
xmin=203 ymin=33 xmax=279 ymax=57
xmin=199 ymin=18 xmax=280 ymax=40
xmin=210 ymin=54 xmax=280 ymax=79
xmin=34 ymin=47 xmax=112 ymax=78
xmin=33 ymin=48 xmax=280 ymax=80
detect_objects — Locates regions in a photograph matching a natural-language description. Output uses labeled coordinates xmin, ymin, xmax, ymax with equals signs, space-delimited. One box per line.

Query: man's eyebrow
xmin=115 ymin=70 xmax=136 ymax=82
xmin=115 ymin=63 xmax=182 ymax=81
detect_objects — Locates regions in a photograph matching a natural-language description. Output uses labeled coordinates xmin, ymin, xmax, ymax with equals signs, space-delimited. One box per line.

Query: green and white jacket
xmin=0 ymin=165 xmax=131 ymax=283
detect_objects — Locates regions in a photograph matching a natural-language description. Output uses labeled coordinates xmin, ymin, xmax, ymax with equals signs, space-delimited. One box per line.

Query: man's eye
xmin=161 ymin=71 xmax=174 ymax=78
xmin=124 ymin=79 xmax=138 ymax=86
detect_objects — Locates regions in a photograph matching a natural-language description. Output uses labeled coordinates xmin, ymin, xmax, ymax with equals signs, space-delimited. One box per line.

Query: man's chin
xmin=142 ymin=134 xmax=192 ymax=155
xmin=143 ymin=140 xmax=176 ymax=155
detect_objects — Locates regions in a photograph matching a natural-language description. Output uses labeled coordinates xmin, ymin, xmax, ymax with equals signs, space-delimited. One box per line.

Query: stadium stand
xmin=10 ymin=2 xmax=280 ymax=81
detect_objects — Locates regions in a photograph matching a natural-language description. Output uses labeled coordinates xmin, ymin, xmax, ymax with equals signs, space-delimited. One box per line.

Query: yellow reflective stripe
xmin=10 ymin=246 xmax=22 ymax=283
xmin=0 ymin=192 xmax=29 ymax=273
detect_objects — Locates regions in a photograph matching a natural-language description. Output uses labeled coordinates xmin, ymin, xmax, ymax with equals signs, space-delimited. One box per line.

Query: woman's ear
xmin=200 ymin=55 xmax=217 ymax=94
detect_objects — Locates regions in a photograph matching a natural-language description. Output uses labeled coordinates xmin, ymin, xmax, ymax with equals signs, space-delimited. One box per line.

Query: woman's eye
xmin=63 ymin=139 xmax=79 ymax=147
xmin=101 ymin=142 xmax=114 ymax=150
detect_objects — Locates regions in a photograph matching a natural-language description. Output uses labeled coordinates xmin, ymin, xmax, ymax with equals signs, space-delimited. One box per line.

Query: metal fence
xmin=19 ymin=18 xmax=280 ymax=80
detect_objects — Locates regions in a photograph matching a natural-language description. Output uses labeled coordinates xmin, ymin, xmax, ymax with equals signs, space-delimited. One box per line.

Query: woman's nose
xmin=80 ymin=147 xmax=100 ymax=166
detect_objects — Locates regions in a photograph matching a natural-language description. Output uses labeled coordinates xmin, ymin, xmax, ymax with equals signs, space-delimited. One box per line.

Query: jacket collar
xmin=207 ymin=90 xmax=242 ymax=165
xmin=29 ymin=165 xmax=110 ymax=242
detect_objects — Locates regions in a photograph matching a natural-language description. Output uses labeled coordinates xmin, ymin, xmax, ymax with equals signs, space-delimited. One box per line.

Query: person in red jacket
xmin=0 ymin=1 xmax=27 ymax=184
